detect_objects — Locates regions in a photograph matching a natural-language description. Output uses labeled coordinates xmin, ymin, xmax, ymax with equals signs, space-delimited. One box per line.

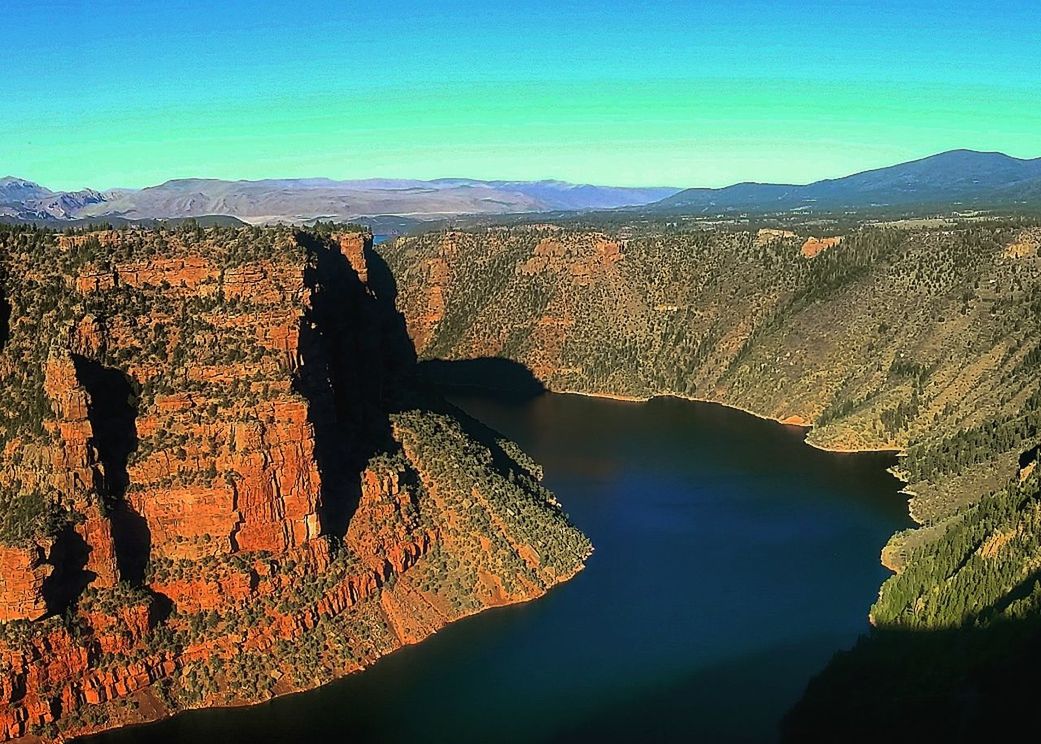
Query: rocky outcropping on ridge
xmin=0 ymin=225 xmax=590 ymax=742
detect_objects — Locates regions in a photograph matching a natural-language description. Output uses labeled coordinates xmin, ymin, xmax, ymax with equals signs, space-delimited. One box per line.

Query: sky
xmin=4 ymin=0 xmax=1041 ymax=190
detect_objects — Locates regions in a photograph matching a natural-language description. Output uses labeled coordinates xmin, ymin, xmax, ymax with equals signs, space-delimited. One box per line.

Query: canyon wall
xmin=384 ymin=224 xmax=1041 ymax=519
xmin=0 ymin=225 xmax=590 ymax=742
xmin=381 ymin=222 xmax=1041 ymax=672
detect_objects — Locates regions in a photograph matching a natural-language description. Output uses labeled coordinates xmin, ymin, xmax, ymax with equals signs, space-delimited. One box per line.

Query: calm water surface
xmin=88 ymin=391 xmax=909 ymax=743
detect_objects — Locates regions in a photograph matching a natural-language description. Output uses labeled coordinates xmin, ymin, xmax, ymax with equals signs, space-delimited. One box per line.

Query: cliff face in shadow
xmin=380 ymin=222 xmax=1041 ymax=736
xmin=71 ymin=355 xmax=147 ymax=585
xmin=784 ymin=617 xmax=1041 ymax=742
xmin=0 ymin=224 xmax=590 ymax=742
xmin=418 ymin=357 xmax=546 ymax=399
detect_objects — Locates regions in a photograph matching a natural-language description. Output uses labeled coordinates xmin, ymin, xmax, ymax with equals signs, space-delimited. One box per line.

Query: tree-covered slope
xmin=653 ymin=150 xmax=1041 ymax=213
xmin=381 ymin=219 xmax=1041 ymax=733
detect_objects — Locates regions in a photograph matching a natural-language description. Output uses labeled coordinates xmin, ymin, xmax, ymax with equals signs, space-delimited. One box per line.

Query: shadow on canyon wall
xmin=39 ymin=230 xmax=422 ymax=614
xmin=44 ymin=357 xmax=146 ymax=611
xmin=783 ymin=593 xmax=1041 ymax=742
xmin=294 ymin=231 xmax=418 ymax=538
xmin=42 ymin=525 xmax=92 ymax=614
xmin=38 ymin=229 xmax=549 ymax=618
xmin=297 ymin=237 xmax=551 ymax=533
xmin=417 ymin=357 xmax=547 ymax=400
xmin=315 ymin=236 xmax=554 ymax=499
xmin=72 ymin=355 xmax=151 ymax=586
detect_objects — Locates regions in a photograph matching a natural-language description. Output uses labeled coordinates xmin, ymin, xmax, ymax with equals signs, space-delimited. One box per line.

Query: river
xmin=86 ymin=389 xmax=909 ymax=743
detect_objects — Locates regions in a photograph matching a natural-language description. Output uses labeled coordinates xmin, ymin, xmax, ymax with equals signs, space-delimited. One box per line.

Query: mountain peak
xmin=0 ymin=177 xmax=52 ymax=203
xmin=655 ymin=149 xmax=1041 ymax=213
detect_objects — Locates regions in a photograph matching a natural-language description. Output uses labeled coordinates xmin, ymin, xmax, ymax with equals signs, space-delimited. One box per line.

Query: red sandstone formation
xmin=127 ymin=395 xmax=322 ymax=560
xmin=337 ymin=232 xmax=369 ymax=284
xmin=43 ymin=353 xmax=120 ymax=588
xmin=0 ymin=227 xmax=589 ymax=742
xmin=0 ymin=544 xmax=50 ymax=622
xmin=800 ymin=236 xmax=843 ymax=258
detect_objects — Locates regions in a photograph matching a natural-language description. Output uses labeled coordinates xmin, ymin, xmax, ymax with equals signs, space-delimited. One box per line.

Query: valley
xmin=381 ymin=217 xmax=1041 ymax=737
xmin=1 ymin=212 xmax=1039 ymax=741
xmin=82 ymin=389 xmax=909 ymax=743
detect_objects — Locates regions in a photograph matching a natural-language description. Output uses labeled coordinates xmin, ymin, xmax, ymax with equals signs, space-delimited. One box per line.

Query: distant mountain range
xmin=3 ymin=150 xmax=1039 ymax=226
xmin=652 ymin=150 xmax=1041 ymax=213
xmin=0 ymin=177 xmax=107 ymax=221
xmin=0 ymin=176 xmax=679 ymax=226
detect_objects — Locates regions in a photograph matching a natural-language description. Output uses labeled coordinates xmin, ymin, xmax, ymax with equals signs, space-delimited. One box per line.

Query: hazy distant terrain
xmin=0 ymin=175 xmax=679 ymax=225
xmin=4 ymin=150 xmax=1040 ymax=227
xmin=0 ymin=177 xmax=106 ymax=221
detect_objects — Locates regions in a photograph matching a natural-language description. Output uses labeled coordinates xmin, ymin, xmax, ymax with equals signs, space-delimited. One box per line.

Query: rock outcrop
xmin=799 ymin=235 xmax=842 ymax=258
xmin=0 ymin=225 xmax=590 ymax=742
xmin=0 ymin=544 xmax=50 ymax=622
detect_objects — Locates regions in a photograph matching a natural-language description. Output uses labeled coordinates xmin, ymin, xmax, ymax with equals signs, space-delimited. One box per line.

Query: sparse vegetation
xmin=0 ymin=223 xmax=590 ymax=741
xmin=383 ymin=218 xmax=1041 ymax=736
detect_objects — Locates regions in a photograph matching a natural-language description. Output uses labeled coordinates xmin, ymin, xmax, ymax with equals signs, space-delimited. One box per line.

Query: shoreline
xmin=447 ymin=381 xmax=913 ymax=517
xmin=553 ymin=385 xmax=920 ymax=611
xmin=556 ymin=387 xmax=906 ymax=456
xmin=557 ymin=385 xmax=916 ymax=557
xmin=68 ymin=551 xmax=592 ymax=743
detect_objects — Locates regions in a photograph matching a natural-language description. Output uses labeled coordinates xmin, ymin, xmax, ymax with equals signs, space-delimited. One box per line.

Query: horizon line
xmin=6 ymin=147 xmax=1040 ymax=195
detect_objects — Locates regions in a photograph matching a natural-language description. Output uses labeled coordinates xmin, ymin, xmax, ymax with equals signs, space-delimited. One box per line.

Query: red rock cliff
xmin=0 ymin=226 xmax=589 ymax=742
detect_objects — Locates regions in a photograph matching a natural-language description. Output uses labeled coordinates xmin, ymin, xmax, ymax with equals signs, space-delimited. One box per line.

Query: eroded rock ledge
xmin=0 ymin=226 xmax=590 ymax=742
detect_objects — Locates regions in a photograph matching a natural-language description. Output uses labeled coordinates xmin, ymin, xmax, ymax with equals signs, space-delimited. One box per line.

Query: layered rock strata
xmin=0 ymin=225 xmax=590 ymax=742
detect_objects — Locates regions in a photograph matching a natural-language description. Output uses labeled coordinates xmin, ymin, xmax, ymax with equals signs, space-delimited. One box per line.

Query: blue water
xmin=85 ymin=391 xmax=908 ymax=743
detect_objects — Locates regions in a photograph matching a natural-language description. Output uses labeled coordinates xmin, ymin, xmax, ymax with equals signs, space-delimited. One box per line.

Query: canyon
xmin=0 ymin=225 xmax=590 ymax=742
xmin=2 ymin=215 xmax=1040 ymax=740
xmin=381 ymin=220 xmax=1041 ymax=736
xmin=84 ymin=389 xmax=910 ymax=743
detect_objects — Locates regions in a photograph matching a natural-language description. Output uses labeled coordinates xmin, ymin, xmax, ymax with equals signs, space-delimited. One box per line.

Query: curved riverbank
xmin=559 ymin=386 xmax=902 ymax=452
xmin=86 ymin=389 xmax=909 ymax=743
xmin=557 ymin=385 xmax=916 ymax=580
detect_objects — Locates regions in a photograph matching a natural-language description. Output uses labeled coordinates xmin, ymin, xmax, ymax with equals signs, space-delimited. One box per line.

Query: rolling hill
xmin=5 ymin=149 xmax=1040 ymax=227
xmin=652 ymin=149 xmax=1041 ymax=213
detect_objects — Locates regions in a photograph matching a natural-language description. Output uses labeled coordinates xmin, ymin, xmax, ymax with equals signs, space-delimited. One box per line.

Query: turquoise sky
xmin=5 ymin=0 xmax=1041 ymax=190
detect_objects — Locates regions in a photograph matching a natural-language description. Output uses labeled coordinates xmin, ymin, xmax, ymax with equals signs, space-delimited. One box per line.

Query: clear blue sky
xmin=4 ymin=0 xmax=1040 ymax=189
